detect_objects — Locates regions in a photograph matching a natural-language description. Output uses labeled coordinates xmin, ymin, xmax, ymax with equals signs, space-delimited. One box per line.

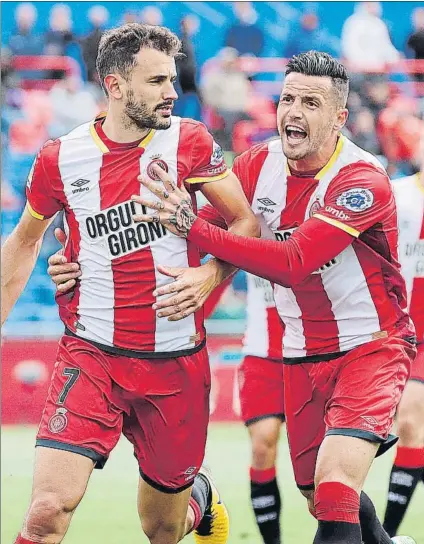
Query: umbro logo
xmin=257 ymin=198 xmax=277 ymax=206
xmin=71 ymin=179 xmax=90 ymax=188
xmin=71 ymin=179 xmax=90 ymax=194
xmin=257 ymin=197 xmax=277 ymax=214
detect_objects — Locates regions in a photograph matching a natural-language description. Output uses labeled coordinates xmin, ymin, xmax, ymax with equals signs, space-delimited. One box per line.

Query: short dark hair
xmin=285 ymin=50 xmax=349 ymax=107
xmin=97 ymin=23 xmax=182 ymax=95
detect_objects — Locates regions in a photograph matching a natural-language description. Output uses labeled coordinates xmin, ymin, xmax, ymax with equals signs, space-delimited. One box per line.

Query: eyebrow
xmin=147 ymin=74 xmax=177 ymax=81
xmin=281 ymin=90 xmax=325 ymax=101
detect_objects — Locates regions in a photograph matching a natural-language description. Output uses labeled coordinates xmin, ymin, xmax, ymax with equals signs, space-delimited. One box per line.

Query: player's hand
xmin=47 ymin=228 xmax=81 ymax=293
xmin=131 ymin=164 xmax=197 ymax=238
xmin=152 ymin=261 xmax=220 ymax=321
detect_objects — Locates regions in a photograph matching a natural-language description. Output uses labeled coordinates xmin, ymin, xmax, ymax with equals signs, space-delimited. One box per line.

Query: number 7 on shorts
xmin=58 ymin=367 xmax=80 ymax=405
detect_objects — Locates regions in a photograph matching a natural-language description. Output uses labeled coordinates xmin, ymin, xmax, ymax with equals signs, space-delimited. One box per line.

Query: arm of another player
xmin=133 ymin=163 xmax=391 ymax=286
xmin=1 ymin=206 xmax=55 ymax=325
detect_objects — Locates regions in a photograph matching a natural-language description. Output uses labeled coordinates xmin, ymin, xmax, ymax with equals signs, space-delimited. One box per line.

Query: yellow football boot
xmin=194 ymin=467 xmax=229 ymax=544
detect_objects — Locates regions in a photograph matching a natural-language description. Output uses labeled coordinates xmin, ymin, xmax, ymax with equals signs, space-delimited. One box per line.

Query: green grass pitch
xmin=2 ymin=424 xmax=423 ymax=543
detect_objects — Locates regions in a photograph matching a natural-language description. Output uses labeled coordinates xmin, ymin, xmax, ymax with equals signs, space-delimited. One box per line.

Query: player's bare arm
xmin=1 ymin=206 xmax=55 ymax=325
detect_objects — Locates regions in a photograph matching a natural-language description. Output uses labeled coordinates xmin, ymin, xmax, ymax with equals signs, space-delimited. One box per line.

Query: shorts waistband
xmin=64 ymin=327 xmax=206 ymax=360
xmin=283 ymin=350 xmax=350 ymax=365
xmin=282 ymin=334 xmax=417 ymax=365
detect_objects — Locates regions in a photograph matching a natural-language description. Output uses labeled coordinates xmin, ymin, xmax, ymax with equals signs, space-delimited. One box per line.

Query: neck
xmin=102 ymin=107 xmax=151 ymax=144
xmin=287 ymin=134 xmax=339 ymax=173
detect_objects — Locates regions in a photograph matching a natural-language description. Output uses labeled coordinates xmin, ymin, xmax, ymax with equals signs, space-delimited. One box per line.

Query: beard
xmin=124 ymin=88 xmax=172 ymax=131
xmin=281 ymin=117 xmax=334 ymax=161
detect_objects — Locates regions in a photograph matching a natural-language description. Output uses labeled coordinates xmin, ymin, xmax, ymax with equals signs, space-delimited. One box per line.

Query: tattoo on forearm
xmin=169 ymin=199 xmax=196 ymax=237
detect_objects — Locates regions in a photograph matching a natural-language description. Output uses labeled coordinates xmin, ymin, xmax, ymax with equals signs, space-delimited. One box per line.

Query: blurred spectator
xmin=1 ymin=179 xmax=20 ymax=211
xmin=202 ymin=48 xmax=251 ymax=149
xmin=140 ymin=5 xmax=163 ymax=26
xmin=363 ymin=75 xmax=391 ymax=117
xmin=175 ymin=15 xmax=202 ymax=120
xmin=45 ymin=3 xmax=75 ymax=56
xmin=407 ymin=7 xmax=424 ymax=81
xmin=81 ymin=5 xmax=109 ymax=83
xmin=9 ymin=2 xmax=44 ymax=55
xmin=225 ymin=2 xmax=264 ymax=56
xmin=285 ymin=12 xmax=340 ymax=58
xmin=1 ymin=47 xmax=23 ymax=107
xmin=350 ymin=108 xmax=381 ymax=155
xmin=48 ymin=76 xmax=99 ymax=138
xmin=122 ymin=10 xmax=138 ymax=24
xmin=341 ymin=2 xmax=400 ymax=68
xmin=377 ymin=95 xmax=424 ymax=176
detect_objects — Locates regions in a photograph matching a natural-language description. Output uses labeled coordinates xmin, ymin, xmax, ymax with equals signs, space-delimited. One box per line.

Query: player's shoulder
xmin=179 ymin=117 xmax=209 ymax=136
xmin=334 ymin=137 xmax=390 ymax=191
xmin=234 ymin=139 xmax=277 ymax=169
xmin=340 ymin=136 xmax=386 ymax=173
xmin=37 ymin=137 xmax=61 ymax=163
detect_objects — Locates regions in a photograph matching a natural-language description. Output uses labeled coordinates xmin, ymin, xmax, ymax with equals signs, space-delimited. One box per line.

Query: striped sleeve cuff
xmin=185 ymin=169 xmax=230 ymax=185
xmin=314 ymin=213 xmax=360 ymax=238
xmin=26 ymin=202 xmax=46 ymax=220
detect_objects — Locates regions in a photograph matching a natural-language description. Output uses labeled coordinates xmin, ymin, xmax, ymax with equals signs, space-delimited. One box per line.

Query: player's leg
xmin=15 ymin=335 xmax=123 ymax=543
xmin=282 ymin=363 xmax=326 ymax=514
xmin=383 ymin=345 xmax=424 ymax=537
xmin=313 ymin=336 xmax=414 ymax=544
xmin=239 ymin=356 xmax=284 ymax=544
xmin=125 ymin=346 xmax=229 ymax=544
xmin=16 ymin=448 xmax=94 ymax=543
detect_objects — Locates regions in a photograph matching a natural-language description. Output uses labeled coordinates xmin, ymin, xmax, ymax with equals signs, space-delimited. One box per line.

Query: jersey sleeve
xmin=314 ymin=162 xmax=394 ymax=237
xmin=25 ymin=140 xmax=63 ymax=220
xmin=185 ymin=123 xmax=229 ymax=185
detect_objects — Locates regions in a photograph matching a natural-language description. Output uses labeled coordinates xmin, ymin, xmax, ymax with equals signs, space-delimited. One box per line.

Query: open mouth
xmin=156 ymin=104 xmax=173 ymax=116
xmin=285 ymin=125 xmax=308 ymax=143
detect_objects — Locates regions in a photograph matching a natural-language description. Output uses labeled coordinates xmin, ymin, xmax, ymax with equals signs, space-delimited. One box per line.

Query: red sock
xmin=315 ymin=482 xmax=360 ymax=524
xmin=395 ymin=446 xmax=424 ymax=468
xmin=14 ymin=535 xmax=37 ymax=544
xmin=250 ymin=466 xmax=276 ymax=483
xmin=188 ymin=496 xmax=203 ymax=531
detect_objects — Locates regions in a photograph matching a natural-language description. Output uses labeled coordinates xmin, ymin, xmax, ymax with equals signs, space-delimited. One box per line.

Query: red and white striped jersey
xmin=242 ymin=274 xmax=284 ymax=360
xmin=393 ymin=174 xmax=424 ymax=341
xmin=26 ymin=114 xmax=228 ymax=356
xmin=233 ymin=135 xmax=413 ymax=360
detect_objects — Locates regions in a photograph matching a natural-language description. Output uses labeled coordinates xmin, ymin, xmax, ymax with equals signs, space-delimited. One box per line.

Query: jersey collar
xmin=89 ymin=112 xmax=155 ymax=153
xmin=286 ymin=134 xmax=345 ymax=180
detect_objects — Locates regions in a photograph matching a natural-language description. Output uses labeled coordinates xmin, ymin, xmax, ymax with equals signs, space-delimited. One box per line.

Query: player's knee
xmin=397 ymin=406 xmax=423 ymax=446
xmin=142 ymin=517 xmax=186 ymax=544
xmin=251 ymin=434 xmax=278 ymax=468
xmin=25 ymin=492 xmax=72 ymax=538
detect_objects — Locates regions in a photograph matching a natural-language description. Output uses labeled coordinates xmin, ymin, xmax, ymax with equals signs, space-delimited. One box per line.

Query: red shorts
xmin=410 ymin=343 xmax=424 ymax=383
xmin=283 ymin=335 xmax=416 ymax=490
xmin=37 ymin=335 xmax=211 ymax=493
xmin=238 ymin=355 xmax=285 ymax=425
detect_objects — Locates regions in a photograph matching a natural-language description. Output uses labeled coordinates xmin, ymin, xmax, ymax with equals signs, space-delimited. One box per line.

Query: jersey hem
xmin=64 ymin=327 xmax=206 ymax=359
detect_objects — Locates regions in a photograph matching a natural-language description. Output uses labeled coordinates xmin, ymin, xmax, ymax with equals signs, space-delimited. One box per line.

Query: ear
xmin=334 ymin=108 xmax=348 ymax=132
xmin=104 ymin=74 xmax=124 ymax=99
